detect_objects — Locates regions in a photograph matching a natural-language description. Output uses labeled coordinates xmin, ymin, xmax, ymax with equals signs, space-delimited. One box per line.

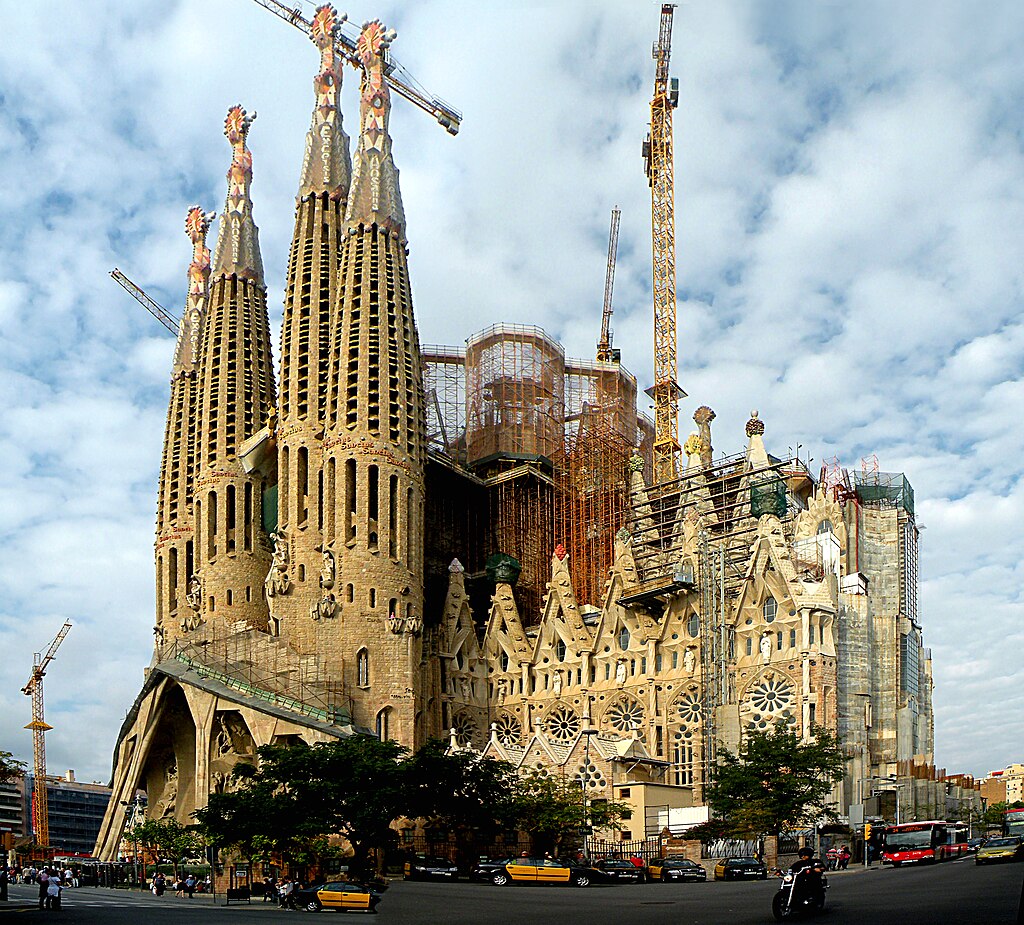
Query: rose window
xmin=494 ymin=712 xmax=521 ymax=747
xmin=545 ymin=706 xmax=581 ymax=743
xmin=674 ymin=690 xmax=702 ymax=725
xmin=743 ymin=671 xmax=796 ymax=732
xmin=451 ymin=712 xmax=476 ymax=747
xmin=607 ymin=699 xmax=644 ymax=733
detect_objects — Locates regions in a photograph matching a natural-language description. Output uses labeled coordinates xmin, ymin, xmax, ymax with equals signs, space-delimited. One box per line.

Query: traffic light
xmin=864 ymin=823 xmax=872 ymax=842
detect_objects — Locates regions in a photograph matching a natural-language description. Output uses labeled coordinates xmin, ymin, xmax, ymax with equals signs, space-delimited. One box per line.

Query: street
xmin=3 ymin=859 xmax=1022 ymax=924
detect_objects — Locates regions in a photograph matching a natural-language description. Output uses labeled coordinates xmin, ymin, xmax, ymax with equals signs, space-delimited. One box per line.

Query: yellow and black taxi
xmin=403 ymin=856 xmax=459 ymax=881
xmin=491 ymin=857 xmax=600 ymax=887
xmin=713 ymin=856 xmax=768 ymax=881
xmin=294 ymin=881 xmax=382 ymax=913
xmin=975 ymin=836 xmax=1024 ymax=865
xmin=647 ymin=856 xmax=708 ymax=882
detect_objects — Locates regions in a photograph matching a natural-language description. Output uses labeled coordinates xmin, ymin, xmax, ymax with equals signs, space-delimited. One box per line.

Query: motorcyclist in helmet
xmin=788 ymin=846 xmax=826 ymax=906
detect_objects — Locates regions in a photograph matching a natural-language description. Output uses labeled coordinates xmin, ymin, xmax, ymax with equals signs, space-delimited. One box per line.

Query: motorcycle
xmin=771 ymin=867 xmax=827 ymax=920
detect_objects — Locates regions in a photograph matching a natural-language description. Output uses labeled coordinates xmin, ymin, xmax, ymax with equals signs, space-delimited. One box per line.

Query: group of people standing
xmin=262 ymin=875 xmax=305 ymax=909
xmin=825 ymin=845 xmax=852 ymax=870
xmin=149 ymin=871 xmax=206 ymax=897
xmin=32 ymin=868 xmax=66 ymax=911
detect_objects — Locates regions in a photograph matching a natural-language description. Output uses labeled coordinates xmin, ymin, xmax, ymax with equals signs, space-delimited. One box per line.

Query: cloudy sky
xmin=1 ymin=0 xmax=1022 ymax=786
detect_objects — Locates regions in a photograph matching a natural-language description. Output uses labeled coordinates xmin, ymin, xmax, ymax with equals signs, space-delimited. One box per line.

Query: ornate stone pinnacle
xmin=628 ymin=454 xmax=645 ymax=473
xmin=311 ymin=4 xmax=346 ymax=51
xmin=212 ymin=105 xmax=264 ymax=285
xmin=683 ymin=433 xmax=705 ymax=458
xmin=616 ymin=527 xmax=632 ymax=543
xmin=554 ymin=543 xmax=567 ymax=561
xmin=224 ymin=104 xmax=256 ymax=153
xmin=448 ymin=558 xmax=464 ymax=574
xmin=746 ymin=410 xmax=765 ymax=437
xmin=693 ymin=405 xmax=716 ymax=426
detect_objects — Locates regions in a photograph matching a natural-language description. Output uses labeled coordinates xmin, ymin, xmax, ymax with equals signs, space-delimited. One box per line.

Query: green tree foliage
xmin=510 ymin=770 xmax=631 ymax=855
xmin=403 ymin=739 xmax=519 ymax=841
xmin=0 ymin=751 xmax=27 ymax=785
xmin=128 ymin=818 xmax=205 ymax=878
xmin=982 ymin=800 xmax=1024 ymax=828
xmin=703 ymin=722 xmax=845 ymax=838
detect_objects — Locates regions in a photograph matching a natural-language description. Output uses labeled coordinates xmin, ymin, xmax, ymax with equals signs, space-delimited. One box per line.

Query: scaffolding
xmin=854 ymin=470 xmax=915 ymax=515
xmin=422 ymin=345 xmax=468 ymax=463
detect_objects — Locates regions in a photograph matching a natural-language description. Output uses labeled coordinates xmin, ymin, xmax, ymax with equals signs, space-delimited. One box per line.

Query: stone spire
xmin=192 ymin=108 xmax=276 ymax=633
xmin=745 ymin=410 xmax=770 ymax=467
xmin=319 ymin=18 xmax=428 ymax=747
xmin=212 ymin=105 xmax=264 ymax=286
xmin=345 ymin=19 xmax=406 ymax=236
xmin=171 ymin=206 xmax=215 ymax=375
xmin=298 ymin=4 xmax=352 ymax=200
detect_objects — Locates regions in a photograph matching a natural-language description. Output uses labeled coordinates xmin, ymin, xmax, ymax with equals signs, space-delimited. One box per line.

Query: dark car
xmin=595 ymin=859 xmax=646 ymax=883
xmin=403 ymin=856 xmax=459 ymax=881
xmin=647 ymin=857 xmax=708 ymax=882
xmin=470 ymin=858 xmax=514 ymax=883
xmin=713 ymin=857 xmax=768 ymax=881
xmin=293 ymin=881 xmax=381 ymax=913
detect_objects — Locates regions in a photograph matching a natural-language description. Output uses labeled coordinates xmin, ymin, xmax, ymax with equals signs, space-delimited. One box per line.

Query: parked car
xmin=713 ymin=857 xmax=768 ymax=881
xmin=403 ymin=856 xmax=459 ymax=881
xmin=490 ymin=857 xmax=601 ymax=887
xmin=470 ymin=858 xmax=514 ymax=883
xmin=647 ymin=857 xmax=708 ymax=883
xmin=594 ymin=859 xmax=645 ymax=883
xmin=293 ymin=881 xmax=382 ymax=913
xmin=975 ymin=836 xmax=1024 ymax=865
xmin=966 ymin=838 xmax=985 ymax=852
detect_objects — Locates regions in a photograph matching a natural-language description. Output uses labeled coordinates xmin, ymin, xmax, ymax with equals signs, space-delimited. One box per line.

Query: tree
xmin=128 ymin=818 xmax=205 ymax=879
xmin=510 ymin=770 xmax=632 ymax=856
xmin=402 ymin=739 xmax=519 ymax=843
xmin=196 ymin=735 xmax=411 ymax=881
xmin=0 ymin=751 xmax=26 ymax=785
xmin=703 ymin=722 xmax=846 ymax=838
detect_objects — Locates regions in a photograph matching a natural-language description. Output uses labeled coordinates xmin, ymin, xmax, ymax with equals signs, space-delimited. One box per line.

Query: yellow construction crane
xmin=643 ymin=3 xmax=684 ymax=484
xmin=596 ymin=206 xmax=622 ymax=363
xmin=110 ymin=268 xmax=179 ymax=335
xmin=22 ymin=620 xmax=72 ymax=849
xmin=251 ymin=0 xmax=462 ymax=134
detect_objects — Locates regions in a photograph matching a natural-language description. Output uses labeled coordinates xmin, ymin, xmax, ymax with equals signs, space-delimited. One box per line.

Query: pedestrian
xmin=839 ymin=846 xmax=851 ymax=870
xmin=0 ymin=865 xmax=9 ymax=902
xmin=38 ymin=868 xmax=50 ymax=910
xmin=185 ymin=874 xmax=197 ymax=898
xmin=826 ymin=845 xmax=838 ymax=870
xmin=46 ymin=875 xmax=62 ymax=910
xmin=264 ymin=875 xmax=277 ymax=903
xmin=279 ymin=877 xmax=294 ymax=910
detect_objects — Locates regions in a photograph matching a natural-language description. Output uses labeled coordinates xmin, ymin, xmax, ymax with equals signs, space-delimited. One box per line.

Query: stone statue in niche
xmin=310 ymin=593 xmax=337 ymax=621
xmin=552 ymin=671 xmax=562 ymax=697
xmin=684 ymin=647 xmax=696 ymax=675
xmin=458 ymin=677 xmax=471 ymax=699
xmin=319 ymin=547 xmax=335 ymax=590
xmin=760 ymin=632 xmax=773 ymax=663
xmin=615 ymin=659 xmax=627 ymax=686
xmin=185 ymin=571 xmax=202 ymax=612
xmin=156 ymin=759 xmax=178 ymax=819
xmin=265 ymin=530 xmax=290 ymax=598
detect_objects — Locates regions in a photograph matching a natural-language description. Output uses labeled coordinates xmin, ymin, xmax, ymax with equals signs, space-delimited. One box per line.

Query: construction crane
xmin=22 ymin=620 xmax=72 ymax=849
xmin=642 ymin=3 xmax=684 ymax=484
xmin=251 ymin=0 xmax=463 ymax=135
xmin=596 ymin=206 xmax=622 ymax=363
xmin=111 ymin=268 xmax=179 ymax=335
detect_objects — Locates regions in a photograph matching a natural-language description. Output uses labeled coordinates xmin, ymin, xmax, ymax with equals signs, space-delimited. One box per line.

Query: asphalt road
xmin=3 ymin=859 xmax=1022 ymax=924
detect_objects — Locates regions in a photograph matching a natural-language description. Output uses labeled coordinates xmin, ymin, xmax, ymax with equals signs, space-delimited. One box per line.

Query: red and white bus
xmin=881 ymin=821 xmax=955 ymax=866
xmin=944 ymin=822 xmax=970 ymax=859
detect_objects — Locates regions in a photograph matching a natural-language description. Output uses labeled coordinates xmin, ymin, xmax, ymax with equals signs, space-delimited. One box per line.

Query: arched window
xmin=357 ymin=648 xmax=369 ymax=687
xmin=618 ymin=625 xmax=630 ymax=650
xmin=555 ymin=638 xmax=567 ymax=662
xmin=376 ymin=708 xmax=390 ymax=741
xmin=763 ymin=596 xmax=777 ymax=623
xmin=686 ymin=613 xmax=700 ymax=638
xmin=817 ymin=519 xmax=834 ymax=535
xmin=500 ymin=650 xmax=510 ymax=672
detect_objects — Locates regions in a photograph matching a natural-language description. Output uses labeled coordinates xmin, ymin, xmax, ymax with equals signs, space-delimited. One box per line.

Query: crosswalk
xmin=5 ymin=884 xmax=217 ymax=910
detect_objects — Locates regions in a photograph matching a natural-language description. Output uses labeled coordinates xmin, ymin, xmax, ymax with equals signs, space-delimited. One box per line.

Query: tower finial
xmin=298 ymin=5 xmax=352 ymax=199
xmin=174 ymin=206 xmax=216 ymax=370
xmin=345 ymin=19 xmax=405 ymax=235
xmin=212 ymin=105 xmax=265 ymax=285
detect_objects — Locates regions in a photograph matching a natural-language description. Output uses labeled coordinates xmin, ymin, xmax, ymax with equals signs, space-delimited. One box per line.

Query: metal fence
xmin=701 ymin=836 xmax=763 ymax=860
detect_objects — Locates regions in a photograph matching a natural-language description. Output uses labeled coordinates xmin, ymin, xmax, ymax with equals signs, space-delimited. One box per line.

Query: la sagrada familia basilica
xmin=96 ymin=6 xmax=941 ymax=857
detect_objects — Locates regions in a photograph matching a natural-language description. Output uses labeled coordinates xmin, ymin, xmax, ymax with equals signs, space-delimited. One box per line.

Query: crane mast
xmin=22 ymin=620 xmax=72 ymax=849
xmin=111 ymin=268 xmax=179 ymax=335
xmin=643 ymin=3 xmax=684 ymax=484
xmin=251 ymin=0 xmax=463 ymax=135
xmin=596 ymin=206 xmax=622 ymax=363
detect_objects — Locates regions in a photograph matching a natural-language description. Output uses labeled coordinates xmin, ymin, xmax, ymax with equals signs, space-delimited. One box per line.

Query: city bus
xmin=881 ymin=821 xmax=952 ymax=866
xmin=1004 ymin=808 xmax=1024 ymax=838
xmin=944 ymin=822 xmax=970 ymax=859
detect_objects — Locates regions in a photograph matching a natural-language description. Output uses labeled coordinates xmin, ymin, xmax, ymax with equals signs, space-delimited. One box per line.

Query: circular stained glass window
xmin=674 ymin=690 xmax=702 ymax=725
xmin=546 ymin=706 xmax=581 ymax=743
xmin=607 ymin=699 xmax=644 ymax=733
xmin=451 ymin=712 xmax=476 ymax=747
xmin=494 ymin=712 xmax=521 ymax=747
